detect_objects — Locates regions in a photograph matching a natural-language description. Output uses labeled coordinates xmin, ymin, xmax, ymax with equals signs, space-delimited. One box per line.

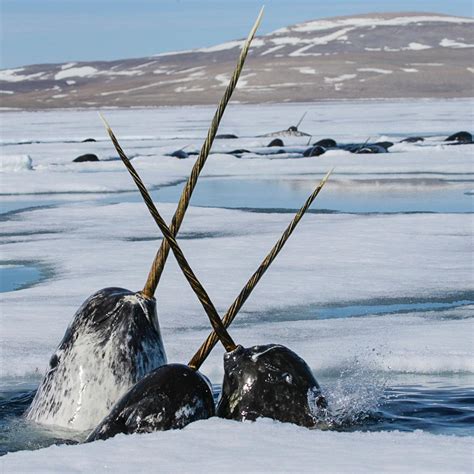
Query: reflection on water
xmin=1 ymin=177 xmax=473 ymax=215
xmin=234 ymin=295 xmax=474 ymax=326
xmin=143 ymin=178 xmax=474 ymax=214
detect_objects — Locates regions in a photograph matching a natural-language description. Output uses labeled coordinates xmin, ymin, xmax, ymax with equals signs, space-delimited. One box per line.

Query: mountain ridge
xmin=1 ymin=12 xmax=473 ymax=108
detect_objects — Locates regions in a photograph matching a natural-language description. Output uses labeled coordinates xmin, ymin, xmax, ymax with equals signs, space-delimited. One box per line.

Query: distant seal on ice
xmin=217 ymin=344 xmax=328 ymax=427
xmin=26 ymin=288 xmax=166 ymax=432
xmin=86 ymin=364 xmax=214 ymax=441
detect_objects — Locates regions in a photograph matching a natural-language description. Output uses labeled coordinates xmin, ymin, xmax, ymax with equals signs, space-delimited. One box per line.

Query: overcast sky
xmin=1 ymin=0 xmax=472 ymax=69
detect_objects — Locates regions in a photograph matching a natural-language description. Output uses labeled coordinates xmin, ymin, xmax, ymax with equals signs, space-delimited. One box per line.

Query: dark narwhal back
xmin=87 ymin=364 xmax=215 ymax=441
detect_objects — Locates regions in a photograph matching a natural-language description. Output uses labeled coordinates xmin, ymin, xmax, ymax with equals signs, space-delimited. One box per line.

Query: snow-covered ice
xmin=2 ymin=419 xmax=472 ymax=473
xmin=0 ymin=99 xmax=473 ymax=471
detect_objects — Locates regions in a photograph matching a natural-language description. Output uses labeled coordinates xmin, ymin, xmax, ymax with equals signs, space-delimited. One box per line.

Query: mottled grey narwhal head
xmin=26 ymin=287 xmax=166 ymax=432
xmin=217 ymin=344 xmax=327 ymax=428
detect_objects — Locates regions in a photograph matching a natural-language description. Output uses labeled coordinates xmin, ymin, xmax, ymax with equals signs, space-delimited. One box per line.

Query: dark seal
xmin=87 ymin=364 xmax=215 ymax=441
xmin=26 ymin=288 xmax=166 ymax=432
xmin=73 ymin=154 xmax=99 ymax=162
xmin=217 ymin=344 xmax=327 ymax=428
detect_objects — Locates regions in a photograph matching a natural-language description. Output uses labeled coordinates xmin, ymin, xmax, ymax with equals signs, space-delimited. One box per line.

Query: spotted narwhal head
xmin=217 ymin=344 xmax=327 ymax=428
xmin=26 ymin=287 xmax=166 ymax=432
xmin=86 ymin=363 xmax=215 ymax=441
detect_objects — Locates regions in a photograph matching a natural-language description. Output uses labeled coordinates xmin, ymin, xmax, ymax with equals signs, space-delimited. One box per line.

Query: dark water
xmin=0 ymin=263 xmax=43 ymax=293
xmin=362 ymin=385 xmax=474 ymax=436
xmin=1 ymin=380 xmax=473 ymax=456
xmin=0 ymin=387 xmax=83 ymax=456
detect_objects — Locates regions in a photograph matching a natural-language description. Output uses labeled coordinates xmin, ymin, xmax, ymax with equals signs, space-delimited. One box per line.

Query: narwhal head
xmin=26 ymin=287 xmax=166 ymax=432
xmin=217 ymin=344 xmax=328 ymax=428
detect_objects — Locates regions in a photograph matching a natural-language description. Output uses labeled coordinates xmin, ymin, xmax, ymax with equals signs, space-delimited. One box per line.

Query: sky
xmin=1 ymin=0 xmax=473 ymax=69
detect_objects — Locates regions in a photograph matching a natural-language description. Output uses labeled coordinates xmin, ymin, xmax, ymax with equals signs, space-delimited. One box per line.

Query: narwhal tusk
xmin=188 ymin=169 xmax=333 ymax=370
xmin=356 ymin=136 xmax=371 ymax=153
xmin=142 ymin=6 xmax=264 ymax=298
xmin=296 ymin=111 xmax=307 ymax=129
xmin=99 ymin=112 xmax=237 ymax=354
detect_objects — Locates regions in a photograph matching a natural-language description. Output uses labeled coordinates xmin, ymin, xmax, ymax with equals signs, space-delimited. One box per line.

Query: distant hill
xmin=1 ymin=12 xmax=473 ymax=109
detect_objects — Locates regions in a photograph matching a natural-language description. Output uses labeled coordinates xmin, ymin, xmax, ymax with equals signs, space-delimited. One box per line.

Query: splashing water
xmin=321 ymin=354 xmax=388 ymax=428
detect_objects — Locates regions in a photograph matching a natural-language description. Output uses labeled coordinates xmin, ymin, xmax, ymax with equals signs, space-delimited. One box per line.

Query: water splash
xmin=321 ymin=352 xmax=388 ymax=428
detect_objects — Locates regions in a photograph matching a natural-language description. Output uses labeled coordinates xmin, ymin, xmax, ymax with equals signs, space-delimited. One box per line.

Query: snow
xmin=2 ymin=420 xmax=472 ymax=473
xmin=197 ymin=40 xmax=243 ymax=53
xmin=294 ymin=67 xmax=317 ymax=75
xmin=269 ymin=36 xmax=302 ymax=46
xmin=357 ymin=68 xmax=393 ymax=75
xmin=0 ymin=154 xmax=33 ymax=171
xmin=0 ymin=68 xmax=46 ymax=82
xmin=325 ymin=74 xmax=357 ymax=83
xmin=0 ymin=100 xmax=472 ymax=470
xmin=260 ymin=45 xmax=285 ymax=56
xmin=272 ymin=15 xmax=474 ymax=34
xmin=405 ymin=42 xmax=432 ymax=50
xmin=60 ymin=63 xmax=77 ymax=70
xmin=54 ymin=67 xmax=143 ymax=81
xmin=54 ymin=67 xmax=98 ymax=80
xmin=214 ymin=73 xmax=230 ymax=88
xmin=440 ymin=38 xmax=474 ymax=48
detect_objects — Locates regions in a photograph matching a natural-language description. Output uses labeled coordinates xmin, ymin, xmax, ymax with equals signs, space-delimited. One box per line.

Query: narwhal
xmin=188 ymin=170 xmax=332 ymax=428
xmin=260 ymin=112 xmax=311 ymax=137
xmin=85 ymin=136 xmax=241 ymax=440
xmin=26 ymin=8 xmax=263 ymax=432
xmin=86 ymin=116 xmax=331 ymax=439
